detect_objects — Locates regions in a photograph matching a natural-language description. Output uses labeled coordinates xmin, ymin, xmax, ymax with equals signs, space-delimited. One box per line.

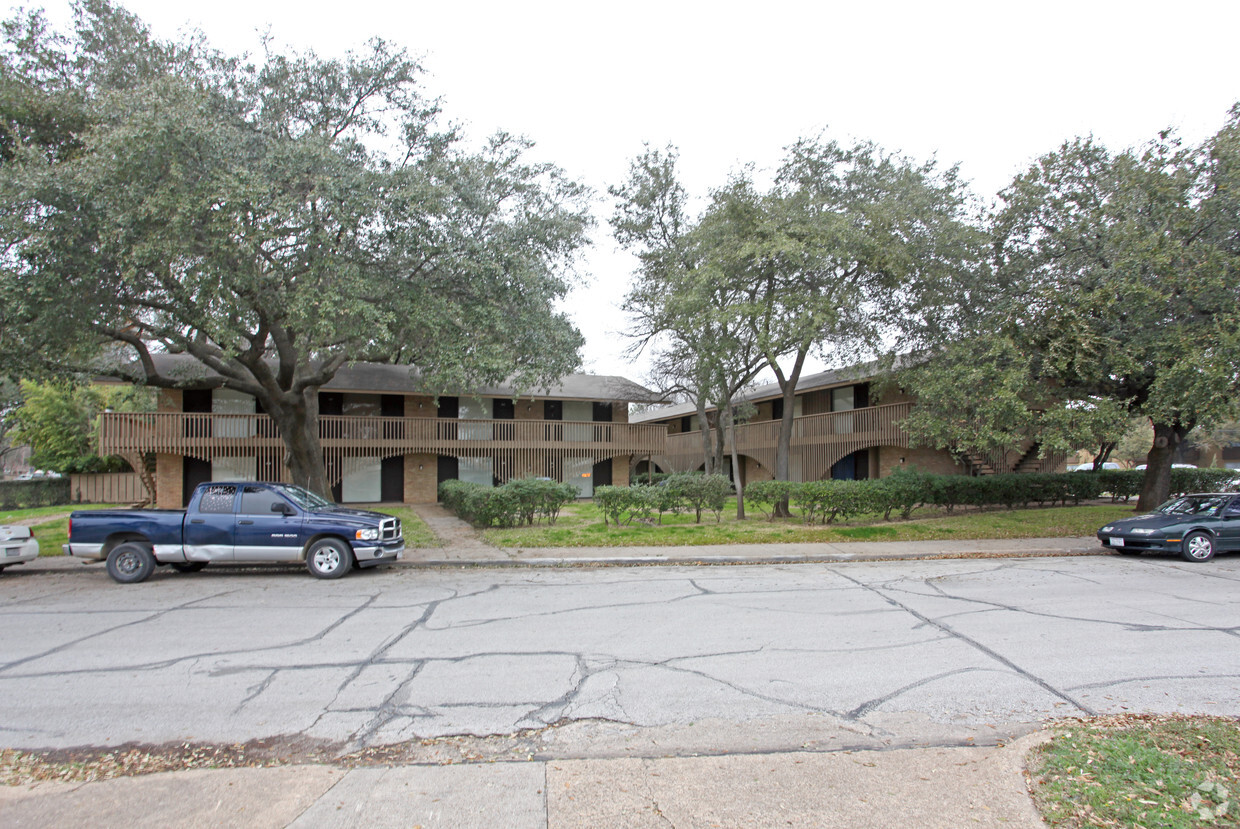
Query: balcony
xmin=99 ymin=412 xmax=667 ymax=460
xmin=658 ymin=402 xmax=911 ymax=479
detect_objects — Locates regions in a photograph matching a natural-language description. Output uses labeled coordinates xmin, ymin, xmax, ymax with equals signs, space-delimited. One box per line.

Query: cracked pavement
xmin=1 ymin=555 xmax=1237 ymax=755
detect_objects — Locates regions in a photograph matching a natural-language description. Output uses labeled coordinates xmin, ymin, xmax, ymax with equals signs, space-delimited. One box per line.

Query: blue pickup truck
xmin=64 ymin=481 xmax=404 ymax=583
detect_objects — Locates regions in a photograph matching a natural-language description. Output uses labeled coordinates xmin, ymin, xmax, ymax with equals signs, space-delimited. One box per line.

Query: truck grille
xmin=380 ymin=517 xmax=400 ymax=540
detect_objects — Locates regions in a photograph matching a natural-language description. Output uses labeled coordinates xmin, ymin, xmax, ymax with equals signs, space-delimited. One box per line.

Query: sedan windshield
xmin=271 ymin=484 xmax=334 ymax=510
xmin=1156 ymin=495 xmax=1229 ymax=516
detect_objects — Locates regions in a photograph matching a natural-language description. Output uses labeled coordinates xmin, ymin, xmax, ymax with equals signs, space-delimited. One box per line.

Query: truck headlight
xmin=355 ymin=528 xmax=379 ymax=541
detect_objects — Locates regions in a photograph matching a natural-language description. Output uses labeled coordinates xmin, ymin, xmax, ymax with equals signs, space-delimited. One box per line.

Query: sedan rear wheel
xmin=1181 ymin=531 xmax=1216 ymax=562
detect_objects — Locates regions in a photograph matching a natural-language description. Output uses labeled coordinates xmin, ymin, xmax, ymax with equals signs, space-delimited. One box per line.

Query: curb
xmin=400 ymin=545 xmax=1105 ymax=568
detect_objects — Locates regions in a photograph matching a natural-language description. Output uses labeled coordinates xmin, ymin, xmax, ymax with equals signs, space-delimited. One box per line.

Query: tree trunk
xmin=1136 ymin=421 xmax=1190 ymax=512
xmin=264 ymin=389 xmax=332 ymax=497
xmin=729 ymin=410 xmax=745 ymax=520
xmin=773 ymin=383 xmax=797 ymax=517
xmin=1093 ymin=441 xmax=1117 ymax=469
xmin=696 ymin=397 xmax=712 ymax=474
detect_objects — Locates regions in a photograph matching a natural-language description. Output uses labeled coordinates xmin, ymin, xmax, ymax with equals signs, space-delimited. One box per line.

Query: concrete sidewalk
xmin=0 ymin=734 xmax=1049 ymax=828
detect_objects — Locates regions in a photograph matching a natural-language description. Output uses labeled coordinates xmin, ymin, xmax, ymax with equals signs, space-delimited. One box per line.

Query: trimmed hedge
xmin=597 ymin=473 xmax=733 ymax=525
xmin=0 ymin=478 xmax=71 ymax=511
xmin=439 ymin=478 xmax=576 ymax=529
xmin=749 ymin=467 xmax=1240 ymax=524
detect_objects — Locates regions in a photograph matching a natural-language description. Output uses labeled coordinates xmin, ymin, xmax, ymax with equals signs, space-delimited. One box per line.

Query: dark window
xmin=199 ymin=484 xmax=237 ymax=514
xmin=771 ymin=399 xmax=784 ymax=421
xmin=680 ymin=415 xmax=692 ymax=432
xmin=855 ymin=383 xmax=870 ymax=409
xmin=592 ymin=459 xmax=613 ymax=487
xmin=319 ymin=392 xmax=344 ymax=416
xmin=544 ymin=400 xmax=562 ymax=421
xmin=380 ymin=394 xmax=404 ymax=417
xmin=183 ymin=389 xmax=212 ymax=413
xmin=437 ymin=455 xmax=459 ymax=486
xmin=381 ymin=455 xmax=404 ymax=502
xmin=437 ymin=396 xmax=459 ymax=419
xmin=592 ymin=402 xmax=614 ymax=423
xmin=182 ymin=457 xmax=212 ymax=506
xmin=240 ymin=485 xmax=285 ymax=515
xmin=493 ymin=399 xmax=515 ymax=420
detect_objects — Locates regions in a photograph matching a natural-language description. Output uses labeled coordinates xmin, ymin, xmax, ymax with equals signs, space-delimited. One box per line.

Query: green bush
xmin=439 ymin=477 xmax=578 ymax=528
xmin=873 ymin=469 xmax=928 ymax=520
xmin=743 ymin=480 xmax=797 ymax=519
xmin=665 ymin=472 xmax=731 ymax=523
xmin=0 ymin=478 xmax=71 ymax=510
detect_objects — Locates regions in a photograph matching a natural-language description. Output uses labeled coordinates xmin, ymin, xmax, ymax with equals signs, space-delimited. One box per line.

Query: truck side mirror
xmin=271 ymin=502 xmax=293 ymax=515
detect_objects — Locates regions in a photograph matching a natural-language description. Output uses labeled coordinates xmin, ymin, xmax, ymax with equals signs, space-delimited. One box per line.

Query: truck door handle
xmin=190 ymin=519 xmax=205 ymax=524
xmin=238 ymin=520 xmax=254 ymax=525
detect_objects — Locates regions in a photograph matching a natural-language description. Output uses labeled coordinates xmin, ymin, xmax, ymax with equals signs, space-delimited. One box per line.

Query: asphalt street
xmin=1 ymin=554 xmax=1237 ymax=756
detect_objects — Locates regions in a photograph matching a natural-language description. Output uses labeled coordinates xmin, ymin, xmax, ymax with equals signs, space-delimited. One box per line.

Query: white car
xmin=0 ymin=525 xmax=39 ymax=571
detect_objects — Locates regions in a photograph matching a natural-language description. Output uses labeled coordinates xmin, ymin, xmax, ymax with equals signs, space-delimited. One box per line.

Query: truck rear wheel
xmin=107 ymin=542 xmax=156 ymax=584
xmin=306 ymin=538 xmax=353 ymax=579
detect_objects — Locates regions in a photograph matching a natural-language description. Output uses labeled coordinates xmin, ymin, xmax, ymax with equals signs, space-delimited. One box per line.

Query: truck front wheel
xmin=306 ymin=538 xmax=353 ymax=580
xmin=107 ymin=542 xmax=156 ymax=584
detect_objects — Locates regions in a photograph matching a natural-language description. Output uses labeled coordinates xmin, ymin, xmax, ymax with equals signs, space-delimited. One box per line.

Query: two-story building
xmin=632 ymin=364 xmax=1067 ymax=485
xmin=98 ymin=357 xmax=666 ymax=508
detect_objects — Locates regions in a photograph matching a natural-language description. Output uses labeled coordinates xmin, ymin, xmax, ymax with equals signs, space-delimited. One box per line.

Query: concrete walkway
xmin=0 ymin=733 xmax=1049 ymax=828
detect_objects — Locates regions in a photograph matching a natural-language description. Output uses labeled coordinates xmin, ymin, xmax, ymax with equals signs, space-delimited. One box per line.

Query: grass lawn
xmin=481 ymin=499 xmax=1137 ymax=547
xmin=0 ymin=504 xmax=120 ymax=556
xmin=0 ymin=503 xmax=119 ymax=523
xmin=362 ymin=505 xmax=438 ymax=548
xmin=1029 ymin=715 xmax=1240 ymax=828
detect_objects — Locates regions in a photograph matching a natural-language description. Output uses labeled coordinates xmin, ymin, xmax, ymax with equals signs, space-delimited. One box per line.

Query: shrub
xmin=666 ymin=472 xmax=731 ymax=523
xmin=743 ymin=480 xmax=798 ymax=519
xmin=593 ymin=485 xmax=629 ymax=526
xmin=0 ymin=478 xmax=70 ymax=510
xmin=873 ymin=469 xmax=928 ymax=520
xmin=438 ymin=477 xmax=575 ymax=529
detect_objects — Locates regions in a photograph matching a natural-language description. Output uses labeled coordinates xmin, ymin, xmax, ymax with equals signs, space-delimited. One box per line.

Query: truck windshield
xmin=271 ymin=484 xmax=334 ymax=510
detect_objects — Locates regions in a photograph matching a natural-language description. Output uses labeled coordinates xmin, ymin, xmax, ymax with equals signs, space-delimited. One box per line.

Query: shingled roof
xmin=123 ymin=354 xmax=664 ymax=404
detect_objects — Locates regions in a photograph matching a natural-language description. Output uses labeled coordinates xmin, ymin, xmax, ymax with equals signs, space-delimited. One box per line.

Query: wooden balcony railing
xmin=659 ymin=402 xmax=911 ymax=480
xmin=99 ymin=412 xmax=666 ymax=467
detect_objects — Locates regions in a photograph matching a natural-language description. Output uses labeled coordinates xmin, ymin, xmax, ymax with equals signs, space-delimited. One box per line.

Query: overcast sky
xmin=21 ymin=0 xmax=1240 ymax=383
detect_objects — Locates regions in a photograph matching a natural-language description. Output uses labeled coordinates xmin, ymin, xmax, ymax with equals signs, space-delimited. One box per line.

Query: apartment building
xmin=632 ymin=365 xmax=1066 ymax=485
xmin=97 ymin=358 xmax=665 ymax=508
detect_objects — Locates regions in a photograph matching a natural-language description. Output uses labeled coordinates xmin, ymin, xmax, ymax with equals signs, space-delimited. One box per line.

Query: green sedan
xmin=1097 ymin=493 xmax=1240 ymax=562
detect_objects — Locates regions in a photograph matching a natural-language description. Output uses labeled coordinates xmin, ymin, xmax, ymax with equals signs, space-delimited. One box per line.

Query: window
xmin=240 ymin=485 xmax=287 ymax=515
xmin=212 ymin=455 xmax=256 ymax=481
xmin=199 ymin=484 xmax=237 ymax=514
xmin=213 ymin=388 xmax=256 ymax=438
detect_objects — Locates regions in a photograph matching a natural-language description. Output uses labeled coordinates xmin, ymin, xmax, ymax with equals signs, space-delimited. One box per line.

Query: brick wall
xmin=611 ymin=456 xmax=630 ymax=487
xmin=514 ymin=399 xmax=542 ymax=420
xmin=158 ymin=389 xmax=182 ymax=412
xmin=406 ymin=395 xmax=435 ymax=417
xmin=403 ymin=453 xmax=438 ymax=503
xmin=877 ymin=445 xmax=963 ymax=477
xmin=154 ymin=453 xmax=182 ymax=508
xmin=743 ymin=456 xmax=774 ymax=484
